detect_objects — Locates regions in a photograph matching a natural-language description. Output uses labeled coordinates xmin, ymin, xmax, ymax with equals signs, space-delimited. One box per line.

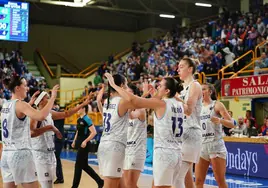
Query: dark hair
xmin=3 ymin=75 xmax=25 ymax=93
xmin=182 ymin=57 xmax=196 ymax=74
xmin=164 ymin=77 xmax=183 ymax=98
xmin=127 ymin=83 xmax=140 ymax=96
xmin=203 ymin=83 xmax=217 ymax=100
xmin=80 ymin=102 xmax=89 ymax=114
xmin=107 ymin=74 xmax=126 ymax=110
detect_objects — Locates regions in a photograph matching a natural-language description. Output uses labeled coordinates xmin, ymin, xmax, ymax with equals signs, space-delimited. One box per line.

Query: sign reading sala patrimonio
xmin=221 ymin=74 xmax=268 ymax=97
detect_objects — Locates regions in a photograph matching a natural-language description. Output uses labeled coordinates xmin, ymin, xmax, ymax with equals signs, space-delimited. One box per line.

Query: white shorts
xmin=123 ymin=154 xmax=146 ymax=171
xmin=98 ymin=141 xmax=125 ymax=178
xmin=153 ymin=148 xmax=182 ymax=186
xmin=182 ymin=128 xmax=202 ymax=163
xmin=32 ymin=151 xmax=56 ymax=182
xmin=201 ymin=139 xmax=227 ymax=161
xmin=1 ymin=150 xmax=37 ymax=185
xmin=124 ymin=145 xmax=146 ymax=171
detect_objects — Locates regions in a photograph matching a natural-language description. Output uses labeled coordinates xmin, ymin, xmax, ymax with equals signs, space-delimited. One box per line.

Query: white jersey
xmin=154 ymin=98 xmax=184 ymax=150
xmin=180 ymin=80 xmax=202 ymax=129
xmin=126 ymin=116 xmax=147 ymax=155
xmin=200 ymin=100 xmax=223 ymax=143
xmin=31 ymin=113 xmax=55 ymax=152
xmin=1 ymin=100 xmax=31 ymax=150
xmin=101 ymin=96 xmax=129 ymax=145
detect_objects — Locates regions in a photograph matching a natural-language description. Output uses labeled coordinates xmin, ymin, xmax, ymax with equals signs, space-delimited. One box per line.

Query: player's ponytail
xmin=106 ymin=82 xmax=111 ymax=110
xmin=106 ymin=74 xmax=126 ymax=110
xmin=164 ymin=77 xmax=183 ymax=98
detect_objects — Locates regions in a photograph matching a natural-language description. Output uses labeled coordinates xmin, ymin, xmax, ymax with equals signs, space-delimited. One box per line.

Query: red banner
xmin=221 ymin=74 xmax=268 ymax=97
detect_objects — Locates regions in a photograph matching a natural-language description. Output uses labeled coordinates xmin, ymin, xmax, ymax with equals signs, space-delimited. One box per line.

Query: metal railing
xmin=218 ymin=50 xmax=254 ymax=80
xmin=230 ymin=57 xmax=264 ymax=78
xmin=36 ymin=49 xmax=55 ymax=77
xmin=255 ymin=40 xmax=268 ymax=58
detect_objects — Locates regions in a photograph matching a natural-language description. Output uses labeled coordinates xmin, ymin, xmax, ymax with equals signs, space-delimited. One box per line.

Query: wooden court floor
xmin=0 ymin=159 xmax=216 ymax=188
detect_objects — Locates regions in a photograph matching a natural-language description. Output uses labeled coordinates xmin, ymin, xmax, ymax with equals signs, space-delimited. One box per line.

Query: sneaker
xmin=54 ymin=179 xmax=64 ymax=184
xmin=98 ymin=179 xmax=104 ymax=188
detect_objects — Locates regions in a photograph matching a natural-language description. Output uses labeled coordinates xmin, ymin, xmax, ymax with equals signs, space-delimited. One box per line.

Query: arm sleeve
xmin=83 ymin=115 xmax=93 ymax=127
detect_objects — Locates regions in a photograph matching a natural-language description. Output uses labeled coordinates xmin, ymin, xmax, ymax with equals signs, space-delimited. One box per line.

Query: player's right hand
xmin=71 ymin=142 xmax=75 ymax=148
xmin=51 ymin=84 xmax=60 ymax=99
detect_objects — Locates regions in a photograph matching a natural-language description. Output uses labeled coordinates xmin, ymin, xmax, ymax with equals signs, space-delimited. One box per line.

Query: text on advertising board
xmin=221 ymin=74 xmax=268 ymax=97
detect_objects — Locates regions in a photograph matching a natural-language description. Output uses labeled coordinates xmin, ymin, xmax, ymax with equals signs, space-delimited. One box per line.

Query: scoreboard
xmin=0 ymin=1 xmax=29 ymax=42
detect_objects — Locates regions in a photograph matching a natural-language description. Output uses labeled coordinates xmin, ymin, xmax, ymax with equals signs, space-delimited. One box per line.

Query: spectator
xmin=93 ymin=72 xmax=102 ymax=87
xmin=230 ymin=116 xmax=247 ymax=135
xmin=260 ymin=117 xmax=268 ymax=133
xmin=222 ymin=47 xmax=235 ymax=67
xmin=257 ymin=17 xmax=266 ymax=37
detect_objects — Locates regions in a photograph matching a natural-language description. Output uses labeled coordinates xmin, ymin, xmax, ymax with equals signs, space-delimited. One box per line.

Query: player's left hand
xmin=82 ymin=93 xmax=93 ymax=106
xmin=211 ymin=116 xmax=221 ymax=125
xmin=97 ymin=84 xmax=105 ymax=102
xmin=81 ymin=141 xmax=87 ymax=148
xmin=29 ymin=90 xmax=40 ymax=106
xmin=54 ymin=128 xmax=63 ymax=139
xmin=104 ymin=73 xmax=115 ymax=86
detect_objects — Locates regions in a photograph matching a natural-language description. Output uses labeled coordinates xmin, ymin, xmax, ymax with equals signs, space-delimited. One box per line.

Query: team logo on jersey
xmin=117 ymin=168 xmax=121 ymax=172
xmin=45 ymin=172 xmax=49 ymax=177
xmin=131 ymin=162 xmax=135 ymax=166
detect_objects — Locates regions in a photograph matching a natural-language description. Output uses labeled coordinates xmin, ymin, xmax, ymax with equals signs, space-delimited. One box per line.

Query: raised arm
xmin=183 ymin=82 xmax=201 ymax=116
xmin=211 ymin=101 xmax=235 ymax=128
xmin=105 ymin=73 xmax=165 ymax=110
xmin=17 ymin=85 xmax=59 ymax=121
xmin=28 ymin=90 xmax=40 ymax=106
xmin=129 ymin=108 xmax=146 ymax=121
xmin=52 ymin=93 xmax=93 ymax=120
xmin=96 ymin=84 xmax=105 ymax=115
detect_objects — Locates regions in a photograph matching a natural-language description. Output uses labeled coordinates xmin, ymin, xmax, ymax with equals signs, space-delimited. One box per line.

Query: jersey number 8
xmin=3 ymin=119 xmax=8 ymax=138
xmin=103 ymin=113 xmax=112 ymax=132
xmin=172 ymin=117 xmax=183 ymax=137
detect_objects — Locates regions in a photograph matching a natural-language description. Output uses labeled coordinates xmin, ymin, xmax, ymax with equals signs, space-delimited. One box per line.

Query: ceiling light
xmin=41 ymin=0 xmax=91 ymax=7
xmin=159 ymin=14 xmax=175 ymax=19
xmin=195 ymin=2 xmax=212 ymax=7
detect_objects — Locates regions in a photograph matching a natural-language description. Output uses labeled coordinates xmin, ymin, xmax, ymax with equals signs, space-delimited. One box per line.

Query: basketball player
xmin=175 ymin=57 xmax=203 ymax=188
xmin=104 ymin=73 xmax=184 ymax=188
xmin=1 ymin=76 xmax=59 ymax=188
xmin=97 ymin=83 xmax=148 ymax=188
xmin=195 ymin=83 xmax=234 ymax=188
xmin=97 ymin=74 xmax=132 ymax=188
xmin=30 ymin=91 xmax=92 ymax=188
xmin=122 ymin=83 xmax=147 ymax=188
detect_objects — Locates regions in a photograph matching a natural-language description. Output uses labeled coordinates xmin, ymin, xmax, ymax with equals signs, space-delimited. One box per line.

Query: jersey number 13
xmin=172 ymin=117 xmax=183 ymax=137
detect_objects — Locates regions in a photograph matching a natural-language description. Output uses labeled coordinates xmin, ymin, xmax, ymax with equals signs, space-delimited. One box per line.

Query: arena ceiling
xmin=27 ymin=0 xmax=240 ymax=31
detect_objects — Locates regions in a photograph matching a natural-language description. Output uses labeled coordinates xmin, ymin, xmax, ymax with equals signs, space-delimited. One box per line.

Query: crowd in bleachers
xmin=84 ymin=4 xmax=268 ymax=136
xmin=0 ymin=48 xmax=48 ymax=108
xmin=96 ymin=4 xmax=268 ymax=85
